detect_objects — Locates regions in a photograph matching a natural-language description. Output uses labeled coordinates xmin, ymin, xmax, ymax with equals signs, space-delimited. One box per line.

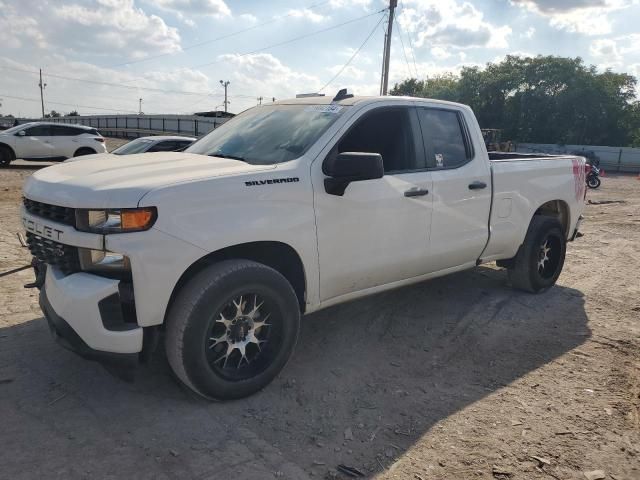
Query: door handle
xmin=404 ymin=187 xmax=429 ymax=197
xmin=468 ymin=181 xmax=487 ymax=190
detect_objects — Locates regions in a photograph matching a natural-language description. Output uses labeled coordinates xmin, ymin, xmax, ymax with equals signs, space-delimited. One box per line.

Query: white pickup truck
xmin=21 ymin=91 xmax=587 ymax=399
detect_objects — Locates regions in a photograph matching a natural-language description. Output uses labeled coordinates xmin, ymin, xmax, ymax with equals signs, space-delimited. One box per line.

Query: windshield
xmin=185 ymin=104 xmax=346 ymax=165
xmin=1 ymin=123 xmax=32 ymax=134
xmin=112 ymin=138 xmax=154 ymax=155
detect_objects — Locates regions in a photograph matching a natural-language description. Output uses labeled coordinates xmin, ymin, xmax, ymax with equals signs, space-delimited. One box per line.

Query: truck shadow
xmin=0 ymin=266 xmax=589 ymax=479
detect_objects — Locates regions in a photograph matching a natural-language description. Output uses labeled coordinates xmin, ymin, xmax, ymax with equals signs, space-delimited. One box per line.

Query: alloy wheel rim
xmin=206 ymin=293 xmax=276 ymax=379
xmin=537 ymin=235 xmax=560 ymax=279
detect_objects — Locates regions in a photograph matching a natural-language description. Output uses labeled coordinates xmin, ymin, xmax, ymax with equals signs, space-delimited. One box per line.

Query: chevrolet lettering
xmin=22 ymin=217 xmax=63 ymax=241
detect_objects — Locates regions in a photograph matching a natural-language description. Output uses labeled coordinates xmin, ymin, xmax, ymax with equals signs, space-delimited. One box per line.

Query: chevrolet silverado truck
xmin=21 ymin=91 xmax=587 ymax=400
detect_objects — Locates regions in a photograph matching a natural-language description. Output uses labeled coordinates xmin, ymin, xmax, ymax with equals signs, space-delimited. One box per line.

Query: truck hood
xmin=23 ymin=152 xmax=276 ymax=208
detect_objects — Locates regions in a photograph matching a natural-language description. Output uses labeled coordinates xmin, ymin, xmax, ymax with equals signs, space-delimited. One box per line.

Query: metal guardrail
xmin=7 ymin=114 xmax=230 ymax=138
xmin=514 ymin=143 xmax=640 ymax=173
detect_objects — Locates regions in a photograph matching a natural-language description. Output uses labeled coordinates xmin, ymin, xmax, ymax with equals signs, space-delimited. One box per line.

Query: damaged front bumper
xmin=39 ymin=266 xmax=144 ymax=367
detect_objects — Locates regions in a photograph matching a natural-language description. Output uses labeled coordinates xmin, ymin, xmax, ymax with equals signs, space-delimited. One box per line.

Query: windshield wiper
xmin=208 ymin=152 xmax=247 ymax=162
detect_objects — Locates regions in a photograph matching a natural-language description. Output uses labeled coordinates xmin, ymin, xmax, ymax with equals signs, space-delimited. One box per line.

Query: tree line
xmin=391 ymin=55 xmax=640 ymax=147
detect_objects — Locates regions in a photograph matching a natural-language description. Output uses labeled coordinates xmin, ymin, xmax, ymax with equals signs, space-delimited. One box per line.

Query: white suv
xmin=0 ymin=122 xmax=107 ymax=166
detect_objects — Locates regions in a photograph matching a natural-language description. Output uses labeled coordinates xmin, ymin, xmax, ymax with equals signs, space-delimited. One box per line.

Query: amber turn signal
xmin=122 ymin=208 xmax=156 ymax=230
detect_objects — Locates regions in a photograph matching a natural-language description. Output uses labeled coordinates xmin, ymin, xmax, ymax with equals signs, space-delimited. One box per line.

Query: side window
xmin=51 ymin=126 xmax=73 ymax=136
xmin=337 ymin=107 xmax=419 ymax=173
xmin=148 ymin=141 xmax=177 ymax=152
xmin=417 ymin=108 xmax=471 ymax=169
xmin=24 ymin=125 xmax=52 ymax=136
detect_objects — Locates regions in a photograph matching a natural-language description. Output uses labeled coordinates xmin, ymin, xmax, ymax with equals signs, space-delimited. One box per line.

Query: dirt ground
xmin=0 ymin=153 xmax=638 ymax=480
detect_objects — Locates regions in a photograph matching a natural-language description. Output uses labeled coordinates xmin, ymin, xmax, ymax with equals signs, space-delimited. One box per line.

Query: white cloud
xmin=510 ymin=0 xmax=635 ymax=35
xmin=327 ymin=64 xmax=366 ymax=80
xmin=431 ymin=46 xmax=451 ymax=59
xmin=0 ymin=0 xmax=46 ymax=49
xmin=329 ymin=0 xmax=373 ymax=8
xmin=153 ymin=0 xmax=231 ymax=17
xmin=589 ymin=34 xmax=640 ymax=69
xmin=590 ymin=38 xmax=621 ymax=61
xmin=53 ymin=0 xmax=181 ymax=57
xmin=286 ymin=8 xmax=328 ymax=22
xmin=217 ymin=53 xmax=323 ymax=104
xmin=521 ymin=27 xmax=536 ymax=39
xmin=398 ymin=0 xmax=512 ymax=50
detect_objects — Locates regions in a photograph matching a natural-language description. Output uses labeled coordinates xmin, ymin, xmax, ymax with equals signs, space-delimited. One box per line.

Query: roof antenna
xmin=332 ymin=88 xmax=354 ymax=102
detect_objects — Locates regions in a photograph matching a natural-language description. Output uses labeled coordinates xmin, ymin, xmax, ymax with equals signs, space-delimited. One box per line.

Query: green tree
xmin=391 ymin=55 xmax=640 ymax=146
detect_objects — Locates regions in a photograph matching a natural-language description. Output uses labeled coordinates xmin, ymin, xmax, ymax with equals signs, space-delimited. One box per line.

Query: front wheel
xmin=165 ymin=260 xmax=301 ymax=400
xmin=507 ymin=216 xmax=566 ymax=293
xmin=0 ymin=146 xmax=14 ymax=167
xmin=587 ymin=175 xmax=601 ymax=189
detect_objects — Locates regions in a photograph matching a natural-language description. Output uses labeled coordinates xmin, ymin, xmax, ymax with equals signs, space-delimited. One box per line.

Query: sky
xmin=0 ymin=0 xmax=639 ymax=117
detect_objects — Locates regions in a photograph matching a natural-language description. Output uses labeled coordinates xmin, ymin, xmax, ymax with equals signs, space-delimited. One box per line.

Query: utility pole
xmin=220 ymin=80 xmax=230 ymax=113
xmin=381 ymin=0 xmax=397 ymax=96
xmin=379 ymin=30 xmax=387 ymax=95
xmin=138 ymin=98 xmax=143 ymax=114
xmin=38 ymin=69 xmax=47 ymax=118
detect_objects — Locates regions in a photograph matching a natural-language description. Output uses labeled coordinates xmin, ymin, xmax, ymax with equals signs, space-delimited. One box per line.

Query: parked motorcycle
xmin=586 ymin=163 xmax=601 ymax=189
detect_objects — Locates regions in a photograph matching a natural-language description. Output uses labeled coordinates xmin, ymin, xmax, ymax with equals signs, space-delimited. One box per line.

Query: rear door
xmin=313 ymin=105 xmax=434 ymax=301
xmin=50 ymin=125 xmax=83 ymax=158
xmin=416 ymin=106 xmax=491 ymax=272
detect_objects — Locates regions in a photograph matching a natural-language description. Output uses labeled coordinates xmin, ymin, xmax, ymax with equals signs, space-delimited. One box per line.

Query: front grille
xmin=26 ymin=232 xmax=81 ymax=275
xmin=23 ymin=198 xmax=76 ymax=227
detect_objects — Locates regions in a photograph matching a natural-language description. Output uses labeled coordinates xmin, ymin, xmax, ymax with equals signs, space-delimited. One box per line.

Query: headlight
xmin=75 ymin=207 xmax=157 ymax=233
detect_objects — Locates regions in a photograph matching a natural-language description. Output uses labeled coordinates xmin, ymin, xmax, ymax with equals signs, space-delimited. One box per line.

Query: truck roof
xmin=273 ymin=94 xmax=469 ymax=110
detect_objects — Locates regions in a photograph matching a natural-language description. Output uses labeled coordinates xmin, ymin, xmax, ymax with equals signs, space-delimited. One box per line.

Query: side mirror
xmin=16 ymin=130 xmax=26 ymax=136
xmin=323 ymin=152 xmax=384 ymax=196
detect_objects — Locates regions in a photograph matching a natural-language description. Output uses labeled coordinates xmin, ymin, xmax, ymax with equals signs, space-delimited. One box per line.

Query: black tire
xmin=507 ymin=216 xmax=566 ymax=293
xmin=0 ymin=145 xmax=15 ymax=167
xmin=73 ymin=148 xmax=96 ymax=157
xmin=587 ymin=176 xmax=601 ymax=189
xmin=165 ymin=259 xmax=301 ymax=400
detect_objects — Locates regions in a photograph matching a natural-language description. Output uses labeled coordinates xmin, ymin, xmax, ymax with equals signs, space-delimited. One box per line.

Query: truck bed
xmin=488 ymin=152 xmax=577 ymax=161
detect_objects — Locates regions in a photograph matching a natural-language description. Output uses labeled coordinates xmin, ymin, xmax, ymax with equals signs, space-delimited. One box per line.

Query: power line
xmin=0 ymin=65 xmax=254 ymax=98
xmin=0 ymin=93 xmax=139 ymax=114
xmin=190 ymin=9 xmax=386 ymax=70
xmin=399 ymin=1 xmax=419 ymax=77
xmin=318 ymin=14 xmax=385 ymax=92
xmin=394 ymin=16 xmax=415 ymax=79
xmin=106 ymin=0 xmax=333 ymax=69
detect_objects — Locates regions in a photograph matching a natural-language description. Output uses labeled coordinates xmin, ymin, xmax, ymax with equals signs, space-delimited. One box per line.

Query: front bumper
xmin=40 ymin=266 xmax=143 ymax=357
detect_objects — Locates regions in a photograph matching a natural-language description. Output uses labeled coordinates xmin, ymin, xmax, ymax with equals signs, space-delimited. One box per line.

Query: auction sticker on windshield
xmin=304 ymin=105 xmax=343 ymax=114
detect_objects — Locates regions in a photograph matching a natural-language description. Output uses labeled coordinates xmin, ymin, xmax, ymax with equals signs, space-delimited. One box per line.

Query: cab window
xmin=417 ymin=108 xmax=472 ymax=169
xmin=337 ymin=107 xmax=420 ymax=173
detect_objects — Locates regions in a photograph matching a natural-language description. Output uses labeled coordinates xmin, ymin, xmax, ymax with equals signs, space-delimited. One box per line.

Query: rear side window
xmin=51 ymin=126 xmax=91 ymax=136
xmin=417 ymin=108 xmax=472 ymax=169
xmin=148 ymin=141 xmax=180 ymax=152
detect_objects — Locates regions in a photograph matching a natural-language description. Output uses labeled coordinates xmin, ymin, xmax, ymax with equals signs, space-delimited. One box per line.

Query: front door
xmin=313 ymin=105 xmax=433 ymax=302
xmin=16 ymin=124 xmax=54 ymax=159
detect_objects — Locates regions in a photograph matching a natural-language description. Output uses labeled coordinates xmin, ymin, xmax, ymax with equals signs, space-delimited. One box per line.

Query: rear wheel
xmin=587 ymin=175 xmax=601 ymax=189
xmin=0 ymin=145 xmax=15 ymax=167
xmin=165 ymin=259 xmax=301 ymax=400
xmin=507 ymin=216 xmax=566 ymax=293
xmin=73 ymin=147 xmax=96 ymax=157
